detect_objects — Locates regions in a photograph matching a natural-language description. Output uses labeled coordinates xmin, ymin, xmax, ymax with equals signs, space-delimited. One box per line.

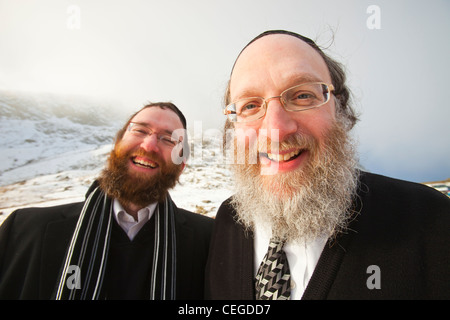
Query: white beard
xmin=228 ymin=118 xmax=360 ymax=243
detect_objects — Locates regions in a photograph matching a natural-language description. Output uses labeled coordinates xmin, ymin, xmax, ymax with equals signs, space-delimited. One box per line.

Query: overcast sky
xmin=0 ymin=0 xmax=449 ymax=183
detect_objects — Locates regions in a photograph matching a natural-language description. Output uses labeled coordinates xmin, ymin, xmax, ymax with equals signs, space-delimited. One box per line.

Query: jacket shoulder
xmin=214 ymin=197 xmax=236 ymax=222
xmin=359 ymin=171 xmax=449 ymax=211
xmin=325 ymin=172 xmax=450 ymax=299
xmin=2 ymin=202 xmax=84 ymax=230
xmin=176 ymin=207 xmax=214 ymax=230
xmin=0 ymin=202 xmax=84 ymax=299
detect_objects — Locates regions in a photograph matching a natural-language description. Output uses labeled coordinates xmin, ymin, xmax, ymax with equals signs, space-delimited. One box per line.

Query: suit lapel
xmin=240 ymin=230 xmax=255 ymax=299
xmin=301 ymin=232 xmax=355 ymax=299
xmin=301 ymin=177 xmax=364 ymax=300
xmin=173 ymin=205 xmax=198 ymax=298
xmin=204 ymin=199 xmax=255 ymax=299
xmin=174 ymin=207 xmax=191 ymax=275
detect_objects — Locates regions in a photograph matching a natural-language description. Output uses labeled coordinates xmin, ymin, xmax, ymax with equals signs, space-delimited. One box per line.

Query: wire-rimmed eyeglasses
xmin=223 ymin=82 xmax=334 ymax=123
xmin=126 ymin=122 xmax=180 ymax=148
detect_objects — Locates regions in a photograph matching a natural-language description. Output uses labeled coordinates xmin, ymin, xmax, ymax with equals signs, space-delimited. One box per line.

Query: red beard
xmin=98 ymin=144 xmax=183 ymax=208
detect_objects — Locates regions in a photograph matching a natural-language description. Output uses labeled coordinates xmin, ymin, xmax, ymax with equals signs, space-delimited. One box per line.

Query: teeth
xmin=266 ymin=150 xmax=301 ymax=162
xmin=133 ymin=158 xmax=157 ymax=168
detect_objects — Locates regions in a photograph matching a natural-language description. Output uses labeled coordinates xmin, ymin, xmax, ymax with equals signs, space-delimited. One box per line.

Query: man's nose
xmin=139 ymin=133 xmax=160 ymax=152
xmin=259 ymin=99 xmax=298 ymax=142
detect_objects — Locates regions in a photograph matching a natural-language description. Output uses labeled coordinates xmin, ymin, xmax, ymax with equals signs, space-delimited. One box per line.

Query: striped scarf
xmin=54 ymin=186 xmax=177 ymax=299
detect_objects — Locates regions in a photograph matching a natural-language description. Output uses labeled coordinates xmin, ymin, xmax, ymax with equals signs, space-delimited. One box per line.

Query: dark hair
xmin=225 ymin=30 xmax=359 ymax=130
xmin=114 ymin=102 xmax=190 ymax=160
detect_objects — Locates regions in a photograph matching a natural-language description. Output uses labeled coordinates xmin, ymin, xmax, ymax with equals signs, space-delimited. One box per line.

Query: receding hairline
xmin=230 ymin=30 xmax=320 ymax=75
xmin=230 ymin=33 xmax=332 ymax=101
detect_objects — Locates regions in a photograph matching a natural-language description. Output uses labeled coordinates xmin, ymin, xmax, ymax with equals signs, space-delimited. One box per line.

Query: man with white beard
xmin=205 ymin=30 xmax=450 ymax=300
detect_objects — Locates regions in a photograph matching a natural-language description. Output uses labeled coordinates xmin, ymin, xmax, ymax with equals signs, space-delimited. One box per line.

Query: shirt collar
xmin=113 ymin=198 xmax=157 ymax=223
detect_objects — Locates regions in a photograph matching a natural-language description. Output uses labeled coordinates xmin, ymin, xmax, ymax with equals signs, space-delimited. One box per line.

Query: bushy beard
xmin=228 ymin=118 xmax=360 ymax=243
xmin=98 ymin=143 xmax=183 ymax=208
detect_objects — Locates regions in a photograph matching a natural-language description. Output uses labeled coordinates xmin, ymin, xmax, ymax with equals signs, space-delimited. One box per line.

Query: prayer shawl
xmin=54 ymin=186 xmax=177 ymax=300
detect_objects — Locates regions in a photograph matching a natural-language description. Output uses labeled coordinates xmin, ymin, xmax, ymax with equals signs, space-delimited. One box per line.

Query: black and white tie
xmin=255 ymin=239 xmax=291 ymax=300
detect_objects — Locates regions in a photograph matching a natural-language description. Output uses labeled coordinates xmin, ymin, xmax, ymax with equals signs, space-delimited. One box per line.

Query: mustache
xmin=231 ymin=132 xmax=320 ymax=166
xmin=113 ymin=145 xmax=166 ymax=169
xmin=255 ymin=133 xmax=318 ymax=154
xmin=130 ymin=148 xmax=165 ymax=166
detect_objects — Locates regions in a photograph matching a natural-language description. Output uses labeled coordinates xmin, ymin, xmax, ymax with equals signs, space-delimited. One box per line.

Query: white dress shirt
xmin=254 ymin=224 xmax=327 ymax=300
xmin=113 ymin=199 xmax=157 ymax=241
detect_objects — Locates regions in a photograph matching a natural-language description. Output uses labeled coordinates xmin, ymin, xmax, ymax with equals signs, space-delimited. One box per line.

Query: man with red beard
xmin=0 ymin=102 xmax=213 ymax=300
xmin=205 ymin=30 xmax=450 ymax=300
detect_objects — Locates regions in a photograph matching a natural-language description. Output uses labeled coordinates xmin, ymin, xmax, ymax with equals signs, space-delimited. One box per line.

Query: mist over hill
xmin=0 ymin=89 xmax=125 ymax=186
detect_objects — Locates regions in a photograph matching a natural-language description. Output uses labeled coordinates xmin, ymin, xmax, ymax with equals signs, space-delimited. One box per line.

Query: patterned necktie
xmin=255 ymin=239 xmax=291 ymax=300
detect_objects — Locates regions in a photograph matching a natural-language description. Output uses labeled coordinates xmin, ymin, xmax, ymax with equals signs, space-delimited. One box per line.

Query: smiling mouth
xmin=260 ymin=149 xmax=303 ymax=162
xmin=132 ymin=156 xmax=159 ymax=169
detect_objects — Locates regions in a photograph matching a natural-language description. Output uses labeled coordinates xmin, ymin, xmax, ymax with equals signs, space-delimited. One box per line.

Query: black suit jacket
xmin=0 ymin=200 xmax=213 ymax=299
xmin=205 ymin=172 xmax=450 ymax=299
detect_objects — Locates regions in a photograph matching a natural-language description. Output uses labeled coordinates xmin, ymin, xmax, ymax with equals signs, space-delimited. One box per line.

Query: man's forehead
xmin=131 ymin=106 xmax=183 ymax=131
xmin=230 ymin=34 xmax=331 ymax=96
xmin=233 ymin=33 xmax=322 ymax=68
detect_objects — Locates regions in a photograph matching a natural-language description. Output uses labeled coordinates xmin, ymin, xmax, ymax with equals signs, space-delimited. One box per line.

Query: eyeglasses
xmin=223 ymin=82 xmax=334 ymax=123
xmin=126 ymin=122 xmax=180 ymax=148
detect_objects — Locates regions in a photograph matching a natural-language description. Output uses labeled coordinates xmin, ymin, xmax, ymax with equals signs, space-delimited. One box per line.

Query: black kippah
xmin=245 ymin=30 xmax=318 ymax=50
